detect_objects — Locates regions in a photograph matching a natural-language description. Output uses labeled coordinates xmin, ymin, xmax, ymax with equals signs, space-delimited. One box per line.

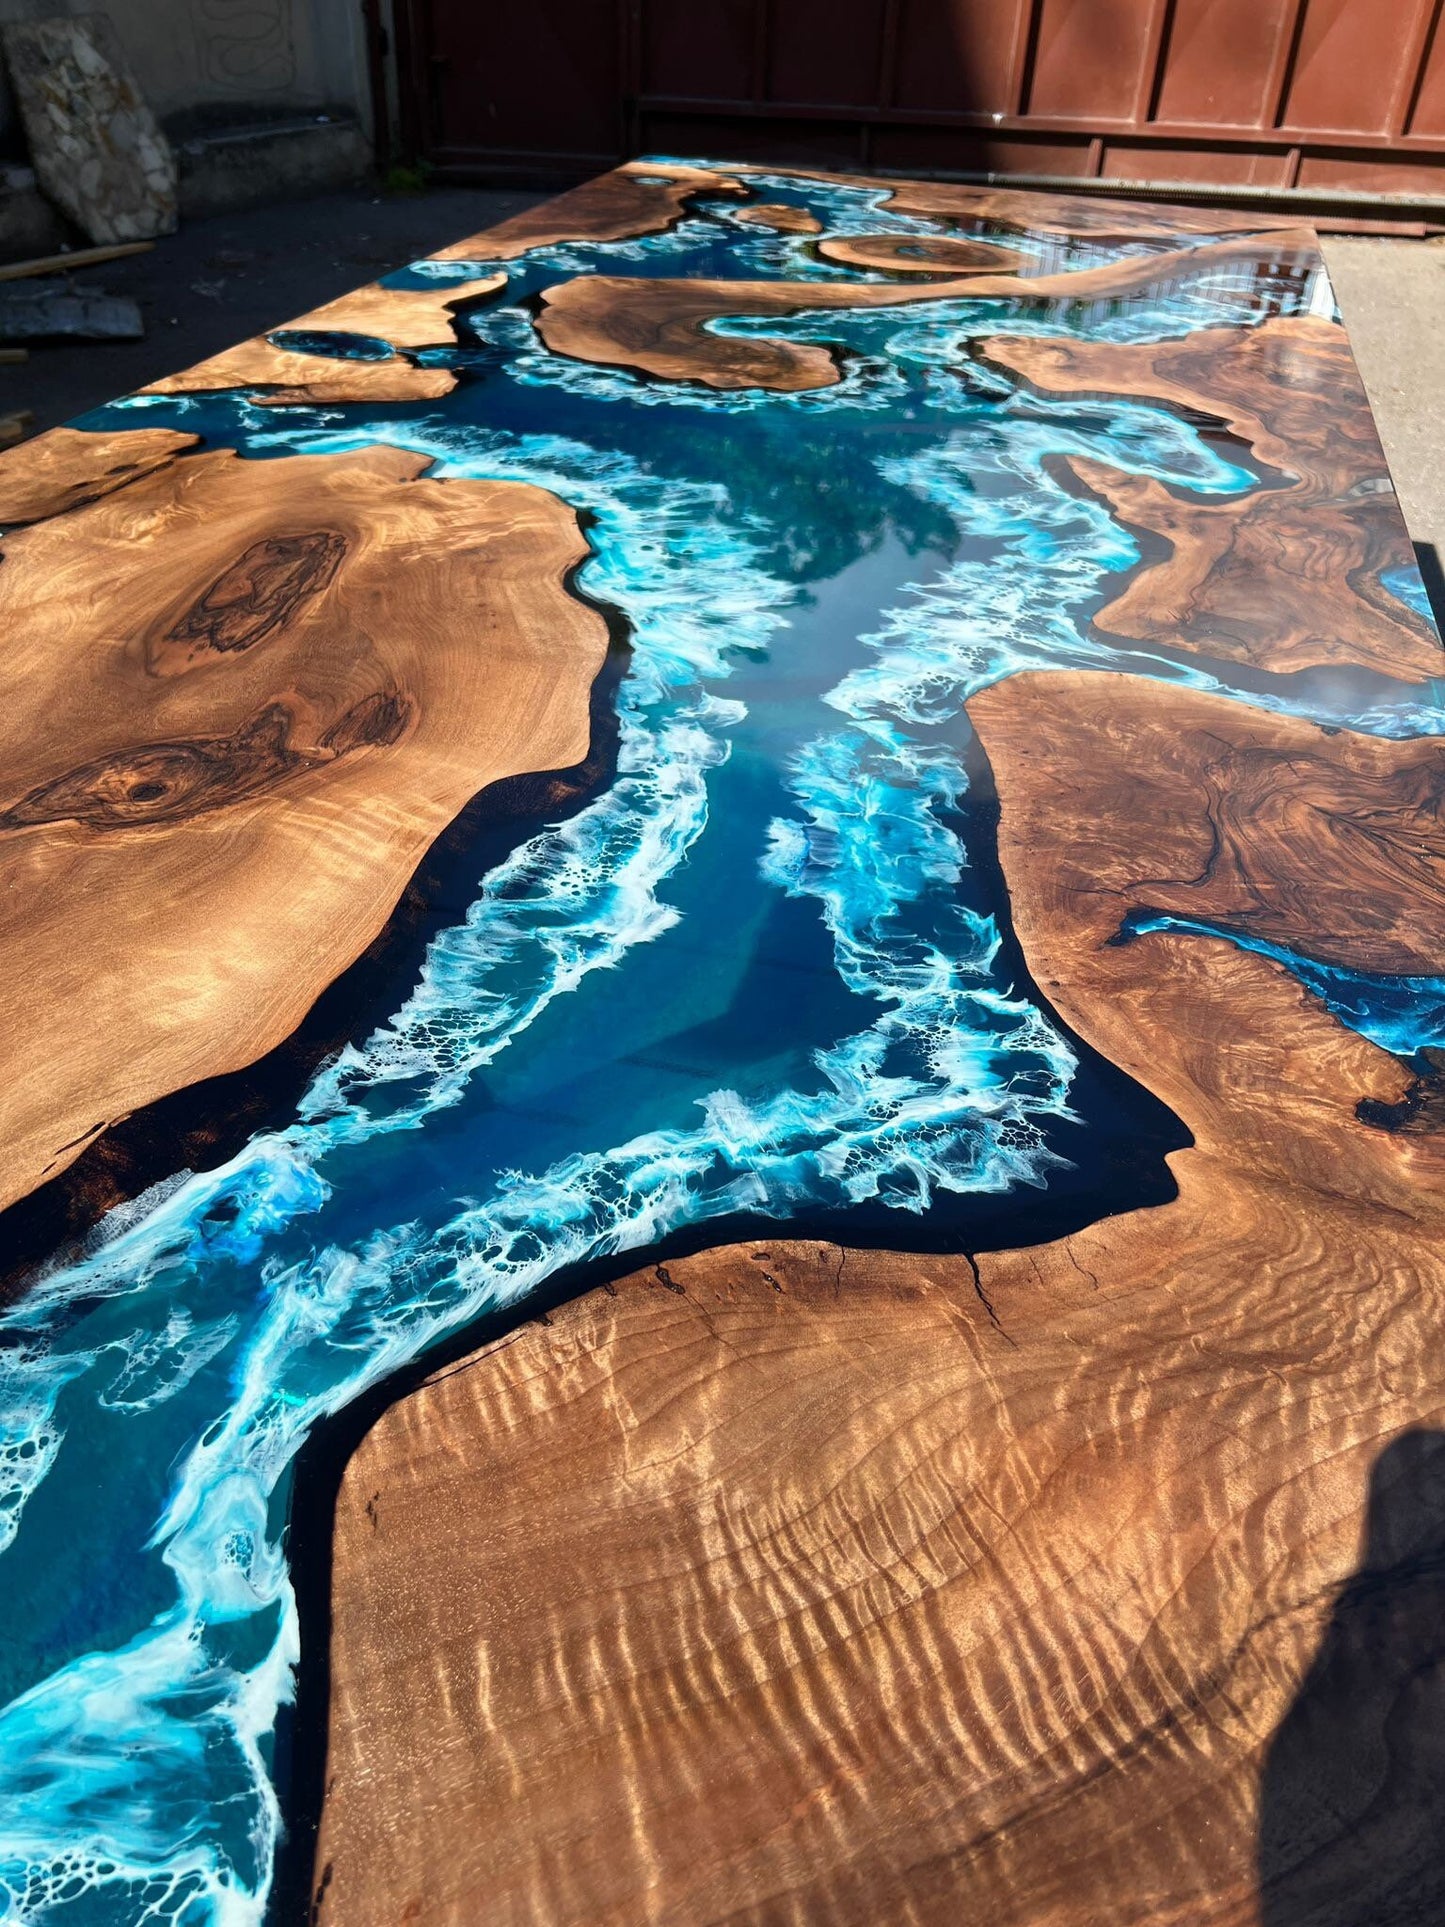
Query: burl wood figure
xmin=0 ymin=161 xmax=1440 ymax=1927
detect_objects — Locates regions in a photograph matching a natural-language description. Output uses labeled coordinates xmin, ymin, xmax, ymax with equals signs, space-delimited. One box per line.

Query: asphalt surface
xmin=1 ymin=183 xmax=543 ymax=435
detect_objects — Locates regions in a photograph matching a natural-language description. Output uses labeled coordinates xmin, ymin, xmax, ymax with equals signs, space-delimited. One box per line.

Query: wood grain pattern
xmin=534 ymin=231 xmax=1318 ymax=392
xmin=0 ymin=444 xmax=607 ymax=1215
xmin=817 ymin=233 xmax=1032 ymax=274
xmin=0 ymin=424 xmax=197 ymax=525
xmin=292 ymin=279 xmax=508 ymax=349
xmin=969 ymin=673 xmax=1445 ymax=1186
xmin=428 ymin=160 xmax=747 ymax=263
xmin=982 ymin=319 xmax=1442 ymax=681
xmin=314 ymin=672 xmax=1445 ymax=1926
xmin=735 ymin=202 xmax=822 ymax=235
xmin=142 ymin=274 xmax=505 ymax=406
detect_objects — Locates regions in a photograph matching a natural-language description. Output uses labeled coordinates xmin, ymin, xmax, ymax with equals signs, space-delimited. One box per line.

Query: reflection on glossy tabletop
xmin=0 ymin=159 xmax=1440 ymax=1927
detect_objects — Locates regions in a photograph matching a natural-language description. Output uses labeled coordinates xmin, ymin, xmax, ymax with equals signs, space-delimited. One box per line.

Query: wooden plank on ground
xmin=0 ymin=240 xmax=154 ymax=282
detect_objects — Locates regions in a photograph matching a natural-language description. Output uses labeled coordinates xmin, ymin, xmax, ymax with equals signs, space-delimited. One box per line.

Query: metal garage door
xmin=390 ymin=0 xmax=1445 ymax=202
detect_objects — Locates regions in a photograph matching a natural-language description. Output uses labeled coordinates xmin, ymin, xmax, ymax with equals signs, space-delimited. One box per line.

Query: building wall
xmin=0 ymin=0 xmax=372 ymax=146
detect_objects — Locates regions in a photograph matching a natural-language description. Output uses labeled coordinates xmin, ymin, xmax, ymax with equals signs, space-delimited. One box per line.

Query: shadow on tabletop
xmin=1259 ymin=1428 xmax=1445 ymax=1926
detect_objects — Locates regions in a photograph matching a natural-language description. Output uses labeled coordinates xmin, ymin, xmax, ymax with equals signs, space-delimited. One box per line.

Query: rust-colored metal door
xmin=394 ymin=0 xmax=1445 ymax=199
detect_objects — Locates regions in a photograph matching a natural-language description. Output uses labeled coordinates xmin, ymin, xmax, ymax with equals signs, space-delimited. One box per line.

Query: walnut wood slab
xmin=982 ymin=319 xmax=1441 ymax=681
xmin=314 ymin=672 xmax=1445 ymax=1926
xmin=817 ymin=232 xmax=1032 ymax=274
xmin=142 ymin=273 xmax=505 ymax=406
xmin=428 ymin=160 xmax=747 ymax=262
xmin=734 ymin=201 xmax=822 ymax=235
xmin=0 ymin=424 xmax=198 ymax=525
xmin=534 ymin=230 xmax=1317 ymax=392
xmin=0 ymin=443 xmax=607 ymax=1215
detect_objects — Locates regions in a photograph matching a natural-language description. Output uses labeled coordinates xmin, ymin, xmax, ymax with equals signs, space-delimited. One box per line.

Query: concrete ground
xmin=2 ymin=190 xmax=1442 ymax=623
xmin=1322 ymin=237 xmax=1445 ymax=599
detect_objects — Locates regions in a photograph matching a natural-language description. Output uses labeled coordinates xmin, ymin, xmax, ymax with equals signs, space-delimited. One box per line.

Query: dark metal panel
xmin=1284 ymin=0 xmax=1412 ymax=133
xmin=643 ymin=0 xmax=754 ymax=99
xmin=889 ymin=0 xmax=1028 ymax=114
xmin=630 ymin=108 xmax=1445 ymax=195
xmin=1386 ymin=0 xmax=1442 ymax=134
xmin=752 ymin=0 xmax=771 ymax=99
xmin=1007 ymin=0 xmax=1043 ymax=114
xmin=1027 ymin=0 xmax=1161 ymax=120
xmin=397 ymin=0 xmax=1445 ymax=204
xmin=390 ymin=0 xmax=434 ymax=163
xmin=621 ymin=0 xmax=643 ymax=155
xmin=1105 ymin=140 xmax=1294 ymax=183
xmin=420 ymin=0 xmax=620 ymax=157
xmin=360 ymin=0 xmax=392 ymax=160
xmin=876 ymin=0 xmax=902 ymax=108
xmin=1130 ymin=0 xmax=1173 ymax=123
xmin=630 ymin=90 xmax=1445 ymax=152
xmin=1262 ymin=0 xmax=1307 ymax=124
xmin=641 ymin=110 xmax=864 ymax=166
xmin=1406 ymin=0 xmax=1445 ymax=135
xmin=768 ymin=0 xmax=888 ymax=105
xmin=1295 ymin=145 xmax=1445 ymax=190
xmin=1153 ymin=0 xmax=1297 ymax=127
xmin=872 ymin=125 xmax=1100 ymax=174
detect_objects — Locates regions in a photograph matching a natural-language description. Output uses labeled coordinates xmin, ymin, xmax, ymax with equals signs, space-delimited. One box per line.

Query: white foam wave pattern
xmin=402 ymin=166 xmax=1101 ymax=285
xmin=0 ymin=397 xmax=1086 ymax=1916
xmin=827 ymin=424 xmax=1445 ymax=739
xmin=452 ymin=239 xmax=1337 ymax=419
xmin=760 ymin=721 xmax=1074 ymax=1207
xmin=407 ymin=178 xmax=951 ymax=285
xmin=96 ymin=1312 xmax=241 ymax=1417
xmin=0 ymin=1344 xmax=93 ymax=1559
xmin=0 ymin=417 xmax=1072 ymax=1918
xmin=302 ymin=711 xmax=730 ymax=1128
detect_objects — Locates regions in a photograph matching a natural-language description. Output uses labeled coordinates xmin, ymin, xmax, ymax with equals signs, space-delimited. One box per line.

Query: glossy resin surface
xmin=0 ymin=162 xmax=1442 ymax=1926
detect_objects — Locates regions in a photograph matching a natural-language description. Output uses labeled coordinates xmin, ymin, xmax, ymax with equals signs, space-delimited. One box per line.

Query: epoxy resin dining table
xmin=0 ymin=161 xmax=1443 ymax=1927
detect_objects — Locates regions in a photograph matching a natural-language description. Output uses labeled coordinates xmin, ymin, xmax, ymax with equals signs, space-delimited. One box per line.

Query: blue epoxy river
xmin=0 ymin=168 xmax=1442 ymax=1922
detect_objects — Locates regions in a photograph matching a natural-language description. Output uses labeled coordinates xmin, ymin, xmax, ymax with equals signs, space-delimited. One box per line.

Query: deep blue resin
xmin=266 ymin=329 xmax=397 ymax=363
